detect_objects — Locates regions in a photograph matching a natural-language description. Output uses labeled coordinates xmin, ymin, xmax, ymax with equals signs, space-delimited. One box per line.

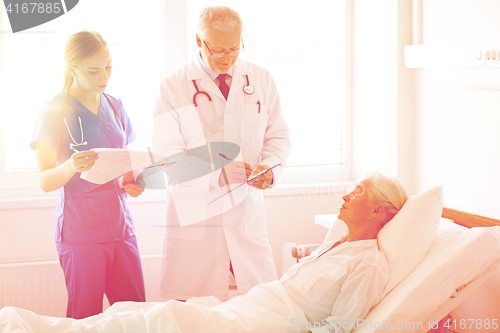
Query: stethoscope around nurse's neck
xmin=61 ymin=91 xmax=125 ymax=150
xmin=191 ymin=74 xmax=255 ymax=135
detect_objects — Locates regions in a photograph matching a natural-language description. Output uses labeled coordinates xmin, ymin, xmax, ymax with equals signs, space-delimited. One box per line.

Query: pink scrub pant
xmin=56 ymin=235 xmax=146 ymax=319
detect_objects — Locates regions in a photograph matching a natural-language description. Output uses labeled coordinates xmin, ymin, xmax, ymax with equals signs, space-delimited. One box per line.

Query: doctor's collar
xmin=197 ymin=51 xmax=235 ymax=79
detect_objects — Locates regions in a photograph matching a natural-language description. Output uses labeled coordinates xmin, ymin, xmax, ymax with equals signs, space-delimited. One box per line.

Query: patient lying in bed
xmin=0 ymin=173 xmax=408 ymax=333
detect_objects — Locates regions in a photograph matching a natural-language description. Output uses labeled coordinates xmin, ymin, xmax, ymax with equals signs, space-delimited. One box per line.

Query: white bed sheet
xmin=3 ymin=220 xmax=500 ymax=333
xmin=0 ymin=281 xmax=310 ymax=333
xmin=352 ymin=219 xmax=500 ymax=333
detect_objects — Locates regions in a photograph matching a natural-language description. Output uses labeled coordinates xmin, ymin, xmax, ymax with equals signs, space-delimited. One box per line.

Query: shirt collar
xmin=325 ymin=238 xmax=379 ymax=248
xmin=197 ymin=51 xmax=235 ymax=80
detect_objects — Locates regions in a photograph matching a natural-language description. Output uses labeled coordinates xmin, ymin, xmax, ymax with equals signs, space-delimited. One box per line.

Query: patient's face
xmin=338 ymin=180 xmax=376 ymax=225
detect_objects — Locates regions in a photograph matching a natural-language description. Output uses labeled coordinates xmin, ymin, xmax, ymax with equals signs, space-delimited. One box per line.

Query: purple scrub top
xmin=31 ymin=91 xmax=137 ymax=243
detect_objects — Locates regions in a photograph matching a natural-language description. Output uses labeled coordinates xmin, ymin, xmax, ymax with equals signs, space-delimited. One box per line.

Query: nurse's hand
xmin=248 ymin=165 xmax=273 ymax=190
xmin=123 ymin=172 xmax=145 ymax=198
xmin=218 ymin=161 xmax=253 ymax=187
xmin=68 ymin=150 xmax=99 ymax=173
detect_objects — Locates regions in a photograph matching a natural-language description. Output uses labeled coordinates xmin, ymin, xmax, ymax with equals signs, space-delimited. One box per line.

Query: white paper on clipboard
xmin=207 ymin=163 xmax=282 ymax=205
xmin=81 ymin=148 xmax=168 ymax=185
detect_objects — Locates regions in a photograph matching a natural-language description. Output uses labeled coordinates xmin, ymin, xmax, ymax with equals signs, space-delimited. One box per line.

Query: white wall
xmin=416 ymin=0 xmax=500 ymax=219
xmin=0 ymin=191 xmax=341 ymax=278
xmin=414 ymin=0 xmax=500 ymax=327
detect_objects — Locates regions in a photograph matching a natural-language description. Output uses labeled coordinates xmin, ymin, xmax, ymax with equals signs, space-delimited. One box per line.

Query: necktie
xmin=217 ymin=74 xmax=230 ymax=100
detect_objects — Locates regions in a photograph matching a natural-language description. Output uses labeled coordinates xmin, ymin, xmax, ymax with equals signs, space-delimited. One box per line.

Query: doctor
xmin=153 ymin=6 xmax=291 ymax=301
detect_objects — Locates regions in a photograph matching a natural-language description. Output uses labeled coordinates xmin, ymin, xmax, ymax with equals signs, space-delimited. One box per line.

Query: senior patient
xmin=0 ymin=173 xmax=407 ymax=333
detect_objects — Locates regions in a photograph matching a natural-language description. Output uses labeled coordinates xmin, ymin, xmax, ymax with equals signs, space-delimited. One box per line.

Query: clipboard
xmin=208 ymin=163 xmax=282 ymax=204
xmin=85 ymin=161 xmax=176 ymax=194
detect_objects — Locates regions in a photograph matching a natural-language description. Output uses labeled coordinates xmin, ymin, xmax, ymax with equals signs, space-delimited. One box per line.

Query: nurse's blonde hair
xmin=362 ymin=172 xmax=408 ymax=220
xmin=63 ymin=30 xmax=108 ymax=90
xmin=197 ymin=6 xmax=243 ymax=40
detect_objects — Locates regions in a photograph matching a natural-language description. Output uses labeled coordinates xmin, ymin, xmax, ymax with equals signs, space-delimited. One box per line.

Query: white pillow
xmin=355 ymin=219 xmax=500 ymax=333
xmin=377 ymin=186 xmax=443 ymax=296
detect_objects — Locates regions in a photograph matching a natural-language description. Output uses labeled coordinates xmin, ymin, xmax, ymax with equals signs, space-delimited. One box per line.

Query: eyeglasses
xmin=202 ymin=38 xmax=244 ymax=58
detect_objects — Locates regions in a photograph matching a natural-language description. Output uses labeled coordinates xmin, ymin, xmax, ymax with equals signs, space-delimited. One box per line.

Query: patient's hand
xmin=292 ymin=244 xmax=321 ymax=262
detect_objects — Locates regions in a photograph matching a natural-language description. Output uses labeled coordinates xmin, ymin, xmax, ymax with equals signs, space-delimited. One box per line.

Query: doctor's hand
xmin=68 ymin=150 xmax=99 ymax=173
xmin=218 ymin=161 xmax=253 ymax=187
xmin=123 ymin=172 xmax=145 ymax=198
xmin=248 ymin=165 xmax=273 ymax=190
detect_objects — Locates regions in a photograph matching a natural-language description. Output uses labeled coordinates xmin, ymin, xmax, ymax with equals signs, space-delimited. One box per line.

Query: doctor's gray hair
xmin=362 ymin=172 xmax=408 ymax=219
xmin=197 ymin=6 xmax=243 ymax=40
xmin=63 ymin=30 xmax=108 ymax=90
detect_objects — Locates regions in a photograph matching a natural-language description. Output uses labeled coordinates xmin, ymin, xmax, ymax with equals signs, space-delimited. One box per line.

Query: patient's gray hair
xmin=197 ymin=6 xmax=243 ymax=40
xmin=363 ymin=172 xmax=408 ymax=219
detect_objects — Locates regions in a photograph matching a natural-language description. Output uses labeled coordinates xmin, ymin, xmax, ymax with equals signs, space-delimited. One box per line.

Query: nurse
xmin=153 ymin=6 xmax=291 ymax=301
xmin=30 ymin=30 xmax=146 ymax=319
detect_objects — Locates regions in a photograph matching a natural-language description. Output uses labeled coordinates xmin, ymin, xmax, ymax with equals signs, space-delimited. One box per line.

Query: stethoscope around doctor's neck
xmin=61 ymin=91 xmax=125 ymax=150
xmin=191 ymin=74 xmax=255 ymax=135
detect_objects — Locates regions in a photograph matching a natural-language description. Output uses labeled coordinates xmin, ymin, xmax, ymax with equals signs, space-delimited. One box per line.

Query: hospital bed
xmin=2 ymin=187 xmax=500 ymax=333
xmin=292 ymin=186 xmax=500 ymax=333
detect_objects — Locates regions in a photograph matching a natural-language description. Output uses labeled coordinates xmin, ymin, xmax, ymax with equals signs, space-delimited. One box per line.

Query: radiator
xmin=0 ymin=253 xmax=165 ymax=317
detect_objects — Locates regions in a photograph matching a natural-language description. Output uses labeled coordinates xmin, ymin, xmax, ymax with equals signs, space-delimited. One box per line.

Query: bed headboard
xmin=442 ymin=208 xmax=500 ymax=228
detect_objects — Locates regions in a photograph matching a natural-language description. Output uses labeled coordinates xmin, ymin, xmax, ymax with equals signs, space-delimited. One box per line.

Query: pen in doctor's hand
xmin=257 ymin=100 xmax=261 ymax=113
xmin=219 ymin=153 xmax=233 ymax=161
xmin=70 ymin=146 xmax=80 ymax=153
xmin=217 ymin=154 xmax=253 ymax=187
xmin=219 ymin=153 xmax=253 ymax=178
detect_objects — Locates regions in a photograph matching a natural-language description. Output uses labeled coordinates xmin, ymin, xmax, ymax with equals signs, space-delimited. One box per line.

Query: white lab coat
xmin=153 ymin=56 xmax=291 ymax=301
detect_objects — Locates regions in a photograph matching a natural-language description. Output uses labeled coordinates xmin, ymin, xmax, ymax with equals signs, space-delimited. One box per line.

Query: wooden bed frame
xmin=442 ymin=207 xmax=500 ymax=228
